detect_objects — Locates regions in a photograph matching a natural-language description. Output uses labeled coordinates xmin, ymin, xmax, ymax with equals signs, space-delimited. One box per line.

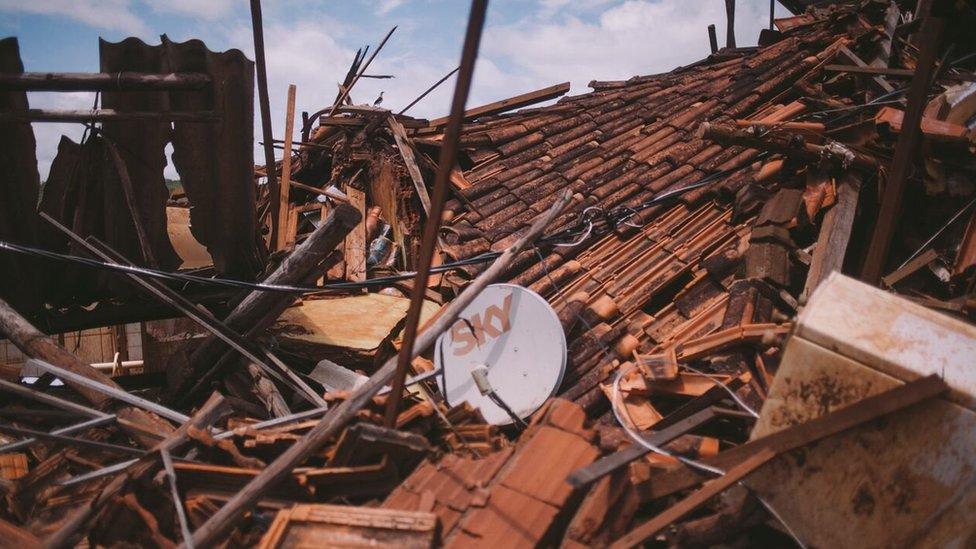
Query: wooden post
xmin=275 ymin=84 xmax=297 ymax=251
xmin=707 ymin=24 xmax=719 ymax=54
xmin=251 ymin=0 xmax=280 ymax=248
xmin=344 ymin=186 xmax=367 ymax=282
xmin=185 ymin=190 xmax=573 ymax=549
xmin=861 ymin=13 xmax=946 ymax=283
xmin=724 ymin=0 xmax=736 ymax=49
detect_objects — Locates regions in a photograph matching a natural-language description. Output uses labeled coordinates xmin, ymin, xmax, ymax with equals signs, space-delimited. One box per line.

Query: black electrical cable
xmin=0 ymin=164 xmax=750 ymax=295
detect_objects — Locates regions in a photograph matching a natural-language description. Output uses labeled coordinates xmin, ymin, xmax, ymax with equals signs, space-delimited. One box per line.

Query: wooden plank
xmin=881 ymin=248 xmax=939 ymax=288
xmin=388 ymin=115 xmax=432 ymax=215
xmin=425 ymin=81 xmax=571 ymax=127
xmin=344 ymin=186 xmax=368 ymax=282
xmin=611 ymin=448 xmax=776 ymax=548
xmin=275 ymin=84 xmax=297 ymax=251
xmin=861 ymin=14 xmax=946 ymax=283
xmin=635 ymin=375 xmax=947 ymax=503
xmin=803 ymin=172 xmax=861 ymax=300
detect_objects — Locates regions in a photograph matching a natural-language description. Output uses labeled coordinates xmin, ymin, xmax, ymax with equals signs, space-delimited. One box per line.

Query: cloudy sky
xmin=0 ymin=0 xmax=790 ymax=180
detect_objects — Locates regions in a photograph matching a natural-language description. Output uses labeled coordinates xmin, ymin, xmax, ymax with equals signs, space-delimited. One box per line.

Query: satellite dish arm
xmin=471 ymin=366 xmax=528 ymax=430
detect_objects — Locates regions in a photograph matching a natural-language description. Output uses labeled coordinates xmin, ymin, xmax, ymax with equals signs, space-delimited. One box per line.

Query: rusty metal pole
xmin=250 ymin=0 xmax=280 ymax=247
xmin=383 ymin=0 xmax=489 ymax=428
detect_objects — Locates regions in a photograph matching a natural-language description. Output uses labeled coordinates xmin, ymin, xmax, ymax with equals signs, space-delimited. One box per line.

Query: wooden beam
xmin=824 ymin=64 xmax=914 ymax=78
xmin=837 ymin=45 xmax=896 ymax=94
xmin=612 ymin=448 xmax=776 ymax=548
xmin=275 ymin=84 xmax=297 ymax=251
xmin=0 ymin=109 xmax=218 ymax=123
xmin=425 ymin=81 xmax=571 ymax=127
xmin=803 ymin=172 xmax=861 ymax=300
xmin=870 ymin=1 xmax=900 ymax=69
xmin=0 ymin=71 xmax=210 ymax=91
xmin=861 ymin=14 xmax=946 ymax=283
xmin=707 ymin=24 xmax=719 ymax=54
xmin=388 ymin=115 xmax=432 ymax=215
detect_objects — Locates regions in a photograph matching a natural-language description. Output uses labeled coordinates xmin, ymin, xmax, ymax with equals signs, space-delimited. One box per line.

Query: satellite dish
xmin=435 ymin=283 xmax=567 ymax=425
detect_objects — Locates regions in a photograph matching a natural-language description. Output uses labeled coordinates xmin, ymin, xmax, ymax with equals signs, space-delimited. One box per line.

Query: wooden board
xmin=272 ymin=294 xmax=439 ymax=351
xmin=259 ymin=504 xmax=437 ymax=549
xmin=344 ymin=186 xmax=367 ymax=282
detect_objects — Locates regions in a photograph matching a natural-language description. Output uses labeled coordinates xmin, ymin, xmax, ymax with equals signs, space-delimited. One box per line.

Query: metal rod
xmin=398 ymin=66 xmax=460 ymax=115
xmin=0 ymin=415 xmax=116 ymax=454
xmin=383 ymin=0 xmax=489 ymax=428
xmin=251 ymin=0 xmax=280 ymax=247
xmin=161 ymin=449 xmax=195 ymax=549
xmin=328 ymin=26 xmax=397 ymax=117
xmin=27 ymin=358 xmax=190 ymax=425
xmin=0 ymin=421 xmax=138 ymax=456
xmin=0 ymin=378 xmax=109 ymax=419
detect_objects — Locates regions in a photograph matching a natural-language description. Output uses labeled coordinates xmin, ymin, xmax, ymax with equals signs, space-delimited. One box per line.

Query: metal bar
xmin=0 ymin=109 xmax=218 ymax=123
xmin=861 ymin=13 xmax=946 ymax=283
xmin=250 ymin=0 xmax=280 ymax=248
xmin=161 ymin=449 xmax=195 ymax=549
xmin=0 ymin=72 xmax=210 ymax=91
xmin=383 ymin=0 xmax=489 ymax=427
xmin=26 ymin=358 xmax=190 ymax=425
xmin=0 ymin=378 xmax=109 ymax=419
xmin=0 ymin=416 xmax=116 ymax=454
xmin=327 ymin=26 xmax=397 ymax=117
xmin=398 ymin=66 xmax=460 ymax=115
xmin=0 ymin=422 xmax=139 ymax=456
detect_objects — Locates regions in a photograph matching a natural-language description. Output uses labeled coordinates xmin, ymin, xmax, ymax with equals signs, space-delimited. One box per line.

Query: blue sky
xmin=0 ymin=0 xmax=790 ymax=179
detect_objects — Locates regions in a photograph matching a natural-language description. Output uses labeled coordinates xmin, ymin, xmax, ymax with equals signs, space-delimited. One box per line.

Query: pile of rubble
xmin=1 ymin=0 xmax=975 ymax=547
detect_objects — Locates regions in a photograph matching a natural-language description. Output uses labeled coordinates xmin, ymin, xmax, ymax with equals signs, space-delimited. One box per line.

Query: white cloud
xmin=377 ymin=0 xmax=405 ymax=16
xmin=0 ymin=0 xmax=148 ymax=34
xmin=483 ymin=0 xmax=773 ymax=90
xmin=143 ymin=0 xmax=235 ymax=21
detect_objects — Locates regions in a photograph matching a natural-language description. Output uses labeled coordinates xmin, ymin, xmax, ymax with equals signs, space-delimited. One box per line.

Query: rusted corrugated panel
xmin=0 ymin=37 xmax=40 ymax=313
xmin=163 ymin=36 xmax=261 ymax=279
xmin=99 ymin=37 xmax=180 ymax=270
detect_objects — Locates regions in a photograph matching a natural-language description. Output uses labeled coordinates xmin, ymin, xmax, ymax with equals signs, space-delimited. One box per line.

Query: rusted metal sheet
xmin=164 ymin=36 xmax=262 ymax=278
xmin=0 ymin=37 xmax=40 ymax=313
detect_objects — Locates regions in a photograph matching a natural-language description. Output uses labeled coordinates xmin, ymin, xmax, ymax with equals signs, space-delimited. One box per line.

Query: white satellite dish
xmin=435 ymin=283 xmax=567 ymax=425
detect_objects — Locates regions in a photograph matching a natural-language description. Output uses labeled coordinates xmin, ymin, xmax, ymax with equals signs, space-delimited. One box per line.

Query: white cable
xmin=610 ymin=363 xmax=726 ymax=476
xmin=680 ymin=363 xmax=760 ymax=418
